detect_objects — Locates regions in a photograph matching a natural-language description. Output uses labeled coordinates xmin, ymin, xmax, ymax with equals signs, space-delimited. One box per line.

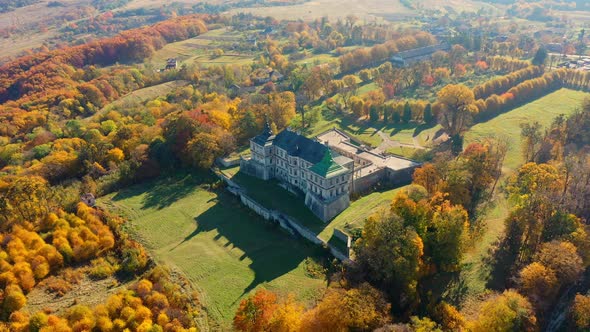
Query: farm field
xmin=227 ymin=0 xmax=412 ymax=21
xmin=98 ymin=172 xmax=328 ymax=327
xmin=146 ymin=28 xmax=258 ymax=68
xmin=0 ymin=0 xmax=87 ymax=62
xmin=226 ymin=0 xmax=493 ymax=21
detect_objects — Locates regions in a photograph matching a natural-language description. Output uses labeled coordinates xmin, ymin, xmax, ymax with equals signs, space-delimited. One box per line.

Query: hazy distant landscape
xmin=1 ymin=0 xmax=590 ymax=331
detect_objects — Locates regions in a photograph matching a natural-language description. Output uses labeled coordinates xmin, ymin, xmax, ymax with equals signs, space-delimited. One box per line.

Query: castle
xmin=240 ymin=124 xmax=420 ymax=222
xmin=240 ymin=123 xmax=353 ymax=222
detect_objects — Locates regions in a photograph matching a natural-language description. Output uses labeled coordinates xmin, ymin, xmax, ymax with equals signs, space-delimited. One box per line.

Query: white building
xmin=241 ymin=123 xmax=353 ymax=222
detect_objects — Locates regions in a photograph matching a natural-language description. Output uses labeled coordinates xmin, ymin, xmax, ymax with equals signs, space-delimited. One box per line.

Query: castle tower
xmin=305 ymin=149 xmax=352 ymax=222
xmin=248 ymin=121 xmax=275 ymax=180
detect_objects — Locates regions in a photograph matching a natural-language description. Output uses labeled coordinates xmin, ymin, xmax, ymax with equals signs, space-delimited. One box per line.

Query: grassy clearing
xmin=307 ymin=108 xmax=439 ymax=148
xmin=308 ymin=113 xmax=384 ymax=147
xmin=96 ymin=80 xmax=189 ymax=117
xmin=456 ymin=196 xmax=509 ymax=297
xmin=98 ymin=172 xmax=327 ymax=327
xmin=357 ymin=82 xmax=379 ymax=96
xmin=296 ymin=53 xmax=339 ymax=66
xmin=437 ymin=88 xmax=590 ymax=309
xmin=465 ymin=88 xmax=590 ymax=173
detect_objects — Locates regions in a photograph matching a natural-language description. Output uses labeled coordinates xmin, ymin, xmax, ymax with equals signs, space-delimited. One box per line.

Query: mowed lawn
xmin=98 ymin=173 xmax=327 ymax=327
xmin=317 ymin=186 xmax=406 ymax=241
xmin=441 ymin=88 xmax=590 ymax=307
xmin=465 ymin=88 xmax=590 ymax=173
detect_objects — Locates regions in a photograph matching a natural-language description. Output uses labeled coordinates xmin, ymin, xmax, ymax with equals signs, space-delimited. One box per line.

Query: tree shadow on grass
xmin=111 ymin=171 xmax=214 ymax=210
xmin=484 ymin=236 xmax=519 ymax=291
xmin=413 ymin=123 xmax=436 ymax=138
xmin=174 ymin=191 xmax=329 ymax=301
xmin=230 ymin=171 xmax=327 ymax=233
xmin=419 ymin=270 xmax=468 ymax=309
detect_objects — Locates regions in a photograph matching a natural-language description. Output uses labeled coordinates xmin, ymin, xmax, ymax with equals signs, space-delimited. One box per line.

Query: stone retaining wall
xmin=216 ymin=156 xmax=241 ymax=168
xmin=333 ymin=228 xmax=352 ymax=248
xmin=352 ymin=168 xmax=387 ymax=194
xmin=215 ymin=169 xmax=352 ymax=263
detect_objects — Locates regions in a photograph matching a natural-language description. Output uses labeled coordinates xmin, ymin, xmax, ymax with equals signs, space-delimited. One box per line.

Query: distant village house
xmin=391 ymin=43 xmax=450 ymax=67
xmin=80 ymin=193 xmax=96 ymax=207
xmin=165 ymin=58 xmax=178 ymax=70
xmin=250 ymin=67 xmax=284 ymax=85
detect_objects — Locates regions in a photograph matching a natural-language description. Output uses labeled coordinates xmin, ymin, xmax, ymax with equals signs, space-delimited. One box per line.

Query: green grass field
xmin=437 ymin=88 xmax=590 ymax=308
xmin=386 ymin=146 xmax=421 ymax=159
xmin=317 ymin=186 xmax=406 ymax=241
xmin=98 ymin=173 xmax=327 ymax=328
xmin=295 ymin=53 xmax=339 ymax=66
xmin=308 ymin=108 xmax=440 ymax=149
xmin=308 ymin=112 xmax=384 ymax=147
xmin=465 ymin=88 xmax=590 ymax=173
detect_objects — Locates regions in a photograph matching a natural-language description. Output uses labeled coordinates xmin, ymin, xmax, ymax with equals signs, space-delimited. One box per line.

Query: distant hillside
xmin=482 ymin=0 xmax=590 ymax=10
xmin=0 ymin=0 xmax=40 ymax=13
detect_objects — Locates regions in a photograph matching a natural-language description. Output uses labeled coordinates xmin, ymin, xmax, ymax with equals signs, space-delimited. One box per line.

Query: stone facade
xmin=240 ymin=126 xmax=421 ymax=222
xmin=241 ymin=124 xmax=353 ymax=222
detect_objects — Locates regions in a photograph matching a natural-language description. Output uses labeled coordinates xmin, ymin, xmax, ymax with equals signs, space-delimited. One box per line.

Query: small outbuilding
xmin=81 ymin=193 xmax=96 ymax=207
xmin=165 ymin=58 xmax=178 ymax=70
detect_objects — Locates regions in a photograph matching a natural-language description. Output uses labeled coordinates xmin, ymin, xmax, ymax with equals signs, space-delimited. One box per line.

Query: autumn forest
xmin=1 ymin=0 xmax=590 ymax=331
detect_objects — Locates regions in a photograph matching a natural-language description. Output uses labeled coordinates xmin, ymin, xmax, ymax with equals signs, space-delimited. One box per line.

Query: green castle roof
xmin=309 ymin=150 xmax=348 ymax=178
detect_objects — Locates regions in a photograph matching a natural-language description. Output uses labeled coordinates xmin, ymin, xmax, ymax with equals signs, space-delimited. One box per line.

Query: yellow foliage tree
xmin=469 ymin=290 xmax=537 ymax=332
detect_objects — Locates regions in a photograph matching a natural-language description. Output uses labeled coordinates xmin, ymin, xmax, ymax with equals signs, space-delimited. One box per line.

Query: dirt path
xmin=372 ymin=130 xmax=426 ymax=154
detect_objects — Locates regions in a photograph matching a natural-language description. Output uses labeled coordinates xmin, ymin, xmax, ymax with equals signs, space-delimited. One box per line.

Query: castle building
xmin=240 ymin=123 xmax=353 ymax=222
xmin=240 ymin=125 xmax=421 ymax=223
